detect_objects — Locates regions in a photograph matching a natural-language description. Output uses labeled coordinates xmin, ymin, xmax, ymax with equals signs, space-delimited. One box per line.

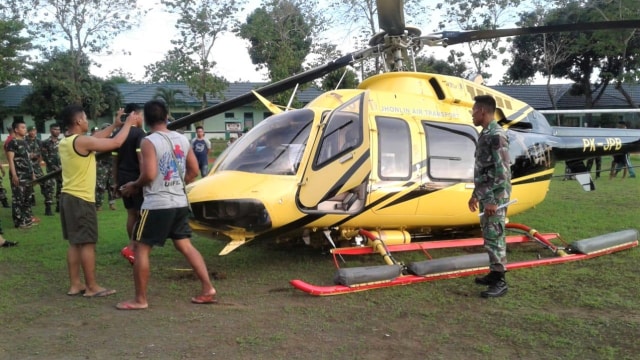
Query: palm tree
xmin=153 ymin=87 xmax=185 ymax=121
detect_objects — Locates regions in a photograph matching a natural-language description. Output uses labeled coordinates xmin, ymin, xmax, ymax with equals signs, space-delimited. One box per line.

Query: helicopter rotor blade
xmin=376 ymin=0 xmax=406 ymax=36
xmin=31 ymin=47 xmax=377 ymax=185
xmin=423 ymin=19 xmax=640 ymax=46
xmin=168 ymin=49 xmax=370 ymax=130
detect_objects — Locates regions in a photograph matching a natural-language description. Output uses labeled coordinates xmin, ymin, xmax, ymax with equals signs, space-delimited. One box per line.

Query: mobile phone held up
xmin=120 ymin=113 xmax=129 ymax=122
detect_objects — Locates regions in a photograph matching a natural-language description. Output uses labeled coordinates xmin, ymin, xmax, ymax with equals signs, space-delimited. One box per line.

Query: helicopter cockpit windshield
xmin=217 ymin=109 xmax=314 ymax=175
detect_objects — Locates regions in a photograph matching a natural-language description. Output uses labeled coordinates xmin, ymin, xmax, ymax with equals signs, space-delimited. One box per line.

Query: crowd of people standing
xmin=1 ymin=101 xmax=217 ymax=308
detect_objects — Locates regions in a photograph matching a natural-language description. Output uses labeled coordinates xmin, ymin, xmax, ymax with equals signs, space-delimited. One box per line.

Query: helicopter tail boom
xmin=550 ymin=126 xmax=640 ymax=161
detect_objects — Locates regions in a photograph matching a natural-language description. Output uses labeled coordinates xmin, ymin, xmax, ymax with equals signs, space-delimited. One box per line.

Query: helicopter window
xmin=314 ymin=95 xmax=363 ymax=168
xmin=423 ymin=122 xmax=478 ymax=181
xmin=217 ymin=109 xmax=314 ymax=175
xmin=376 ymin=117 xmax=411 ymax=179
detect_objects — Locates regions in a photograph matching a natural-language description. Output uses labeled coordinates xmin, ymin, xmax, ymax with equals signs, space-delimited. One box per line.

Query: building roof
xmin=0 ymin=82 xmax=325 ymax=110
xmin=0 ymin=85 xmax=33 ymax=108
xmin=3 ymin=81 xmax=640 ymax=111
xmin=493 ymin=83 xmax=640 ymax=110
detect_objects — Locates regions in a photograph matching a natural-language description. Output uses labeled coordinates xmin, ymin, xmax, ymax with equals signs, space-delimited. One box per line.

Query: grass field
xmin=0 ymin=156 xmax=638 ymax=359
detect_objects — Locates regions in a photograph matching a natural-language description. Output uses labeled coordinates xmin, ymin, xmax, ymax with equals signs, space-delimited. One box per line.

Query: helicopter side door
xmin=296 ymin=93 xmax=371 ymax=211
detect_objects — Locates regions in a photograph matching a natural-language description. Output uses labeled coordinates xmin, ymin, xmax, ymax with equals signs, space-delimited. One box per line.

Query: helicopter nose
xmin=190 ymin=199 xmax=272 ymax=232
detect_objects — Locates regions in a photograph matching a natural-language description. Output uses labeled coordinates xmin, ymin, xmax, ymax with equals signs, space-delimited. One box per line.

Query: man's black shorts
xmin=135 ymin=207 xmax=191 ymax=247
xmin=118 ymin=175 xmax=143 ymax=210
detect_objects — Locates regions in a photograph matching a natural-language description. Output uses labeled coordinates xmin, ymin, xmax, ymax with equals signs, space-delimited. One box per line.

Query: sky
xmin=88 ymin=0 xmax=518 ymax=85
xmin=89 ymin=2 xmax=269 ymax=83
xmin=87 ymin=0 xmax=467 ymax=84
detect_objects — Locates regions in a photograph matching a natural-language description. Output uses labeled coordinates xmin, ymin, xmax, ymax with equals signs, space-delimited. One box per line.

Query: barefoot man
xmin=117 ymin=100 xmax=216 ymax=310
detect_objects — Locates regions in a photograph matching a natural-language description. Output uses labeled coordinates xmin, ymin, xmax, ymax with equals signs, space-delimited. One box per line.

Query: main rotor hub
xmin=368 ymin=26 xmax=423 ymax=72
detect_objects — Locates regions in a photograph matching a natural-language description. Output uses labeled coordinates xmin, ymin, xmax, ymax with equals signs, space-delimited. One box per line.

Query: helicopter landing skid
xmin=290 ymin=225 xmax=638 ymax=296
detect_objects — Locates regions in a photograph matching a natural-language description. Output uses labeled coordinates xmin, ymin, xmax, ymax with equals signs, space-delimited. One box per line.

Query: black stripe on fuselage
xmin=319 ymin=150 xmax=370 ymax=201
xmin=252 ymin=213 xmax=325 ymax=242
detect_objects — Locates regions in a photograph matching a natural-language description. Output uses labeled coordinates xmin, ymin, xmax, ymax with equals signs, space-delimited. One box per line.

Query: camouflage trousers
xmin=0 ymin=177 xmax=7 ymax=203
xmin=44 ymin=173 xmax=62 ymax=207
xmin=479 ymin=204 xmax=507 ymax=272
xmin=95 ymin=176 xmax=116 ymax=208
xmin=33 ymin=167 xmax=54 ymax=205
xmin=11 ymin=181 xmax=34 ymax=227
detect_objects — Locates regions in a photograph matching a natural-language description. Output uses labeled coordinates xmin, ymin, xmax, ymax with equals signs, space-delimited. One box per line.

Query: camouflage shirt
xmin=7 ymin=138 xmax=34 ymax=181
xmin=41 ymin=137 xmax=62 ymax=172
xmin=473 ymin=120 xmax=511 ymax=206
xmin=26 ymin=136 xmax=43 ymax=167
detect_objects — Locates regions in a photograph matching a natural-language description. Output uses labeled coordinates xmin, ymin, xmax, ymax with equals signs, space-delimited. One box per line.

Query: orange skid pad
xmin=290 ymin=233 xmax=637 ymax=296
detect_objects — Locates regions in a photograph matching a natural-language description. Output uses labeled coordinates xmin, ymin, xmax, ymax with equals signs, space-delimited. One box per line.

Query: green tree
xmin=306 ymin=43 xmax=359 ymax=91
xmin=144 ymin=49 xmax=199 ymax=83
xmin=503 ymin=3 xmax=576 ymax=110
xmin=106 ymin=68 xmax=136 ymax=84
xmin=436 ymin=0 xmax=524 ymax=80
xmin=154 ymin=87 xmax=185 ymax=120
xmin=9 ymin=0 xmax=145 ymax=60
xmin=321 ymin=68 xmax=359 ymax=91
xmin=0 ymin=18 xmax=31 ymax=87
xmin=161 ymin=0 xmax=242 ymax=109
xmin=21 ymin=50 xmax=121 ymax=128
xmin=7 ymin=0 xmax=144 ymax=119
xmin=414 ymin=55 xmax=468 ymax=77
xmin=328 ymin=0 xmax=428 ymax=75
xmin=239 ymin=0 xmax=320 ymax=105
xmin=505 ymin=0 xmax=640 ymax=109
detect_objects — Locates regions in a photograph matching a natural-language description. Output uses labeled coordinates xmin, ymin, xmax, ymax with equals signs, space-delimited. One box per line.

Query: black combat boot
xmin=1 ymin=198 xmax=9 ymax=208
xmin=474 ymin=271 xmax=501 ymax=286
xmin=481 ymin=272 xmax=508 ymax=298
xmin=45 ymin=204 xmax=53 ymax=216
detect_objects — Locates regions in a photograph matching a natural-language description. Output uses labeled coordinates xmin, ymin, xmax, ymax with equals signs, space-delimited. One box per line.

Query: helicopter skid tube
xmin=290 ymin=227 xmax=638 ymax=296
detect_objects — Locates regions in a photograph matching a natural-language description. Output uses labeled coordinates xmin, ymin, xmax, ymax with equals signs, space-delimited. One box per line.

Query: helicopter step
xmin=290 ymin=226 xmax=638 ymax=296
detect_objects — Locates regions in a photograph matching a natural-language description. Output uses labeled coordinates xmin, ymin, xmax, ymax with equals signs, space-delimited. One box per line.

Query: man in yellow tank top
xmin=59 ymin=104 xmax=134 ymax=297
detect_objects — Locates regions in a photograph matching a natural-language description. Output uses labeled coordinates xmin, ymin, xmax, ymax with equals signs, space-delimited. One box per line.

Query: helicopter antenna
xmin=334 ymin=68 xmax=349 ymax=90
xmin=286 ymin=83 xmax=299 ymax=111
xmin=409 ymin=43 xmax=417 ymax=71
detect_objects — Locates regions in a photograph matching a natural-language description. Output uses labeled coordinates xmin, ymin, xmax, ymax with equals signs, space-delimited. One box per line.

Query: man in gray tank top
xmin=117 ymin=100 xmax=217 ymax=310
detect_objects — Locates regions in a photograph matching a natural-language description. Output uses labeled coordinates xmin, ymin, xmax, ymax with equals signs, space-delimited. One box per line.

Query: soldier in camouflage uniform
xmin=41 ymin=123 xmax=63 ymax=212
xmin=6 ymin=121 xmax=35 ymax=228
xmin=1 ymin=127 xmax=15 ymax=209
xmin=26 ymin=126 xmax=54 ymax=215
xmin=0 ymin=159 xmax=9 ymax=208
xmin=94 ymin=125 xmax=116 ymax=210
xmin=468 ymin=95 xmax=512 ymax=298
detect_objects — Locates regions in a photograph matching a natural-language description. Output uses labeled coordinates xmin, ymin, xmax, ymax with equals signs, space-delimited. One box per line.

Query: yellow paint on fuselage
xmin=187 ymin=72 xmax=552 ymax=251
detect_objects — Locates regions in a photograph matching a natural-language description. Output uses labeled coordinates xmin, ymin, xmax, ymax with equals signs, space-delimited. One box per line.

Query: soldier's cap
xmin=27 ymin=125 xmax=36 ymax=132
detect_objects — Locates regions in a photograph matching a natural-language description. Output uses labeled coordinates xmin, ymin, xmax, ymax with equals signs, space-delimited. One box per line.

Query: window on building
xmin=225 ymin=112 xmax=235 ymax=119
xmin=244 ymin=112 xmax=254 ymax=130
xmin=172 ymin=112 xmax=189 ymax=120
xmin=263 ymin=112 xmax=272 ymax=120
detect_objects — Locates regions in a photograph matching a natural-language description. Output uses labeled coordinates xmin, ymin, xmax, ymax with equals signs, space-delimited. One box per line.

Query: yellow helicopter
xmin=167 ymin=1 xmax=640 ymax=294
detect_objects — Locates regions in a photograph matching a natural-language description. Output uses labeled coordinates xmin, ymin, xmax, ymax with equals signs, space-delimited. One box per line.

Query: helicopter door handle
xmin=339 ymin=152 xmax=354 ymax=163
